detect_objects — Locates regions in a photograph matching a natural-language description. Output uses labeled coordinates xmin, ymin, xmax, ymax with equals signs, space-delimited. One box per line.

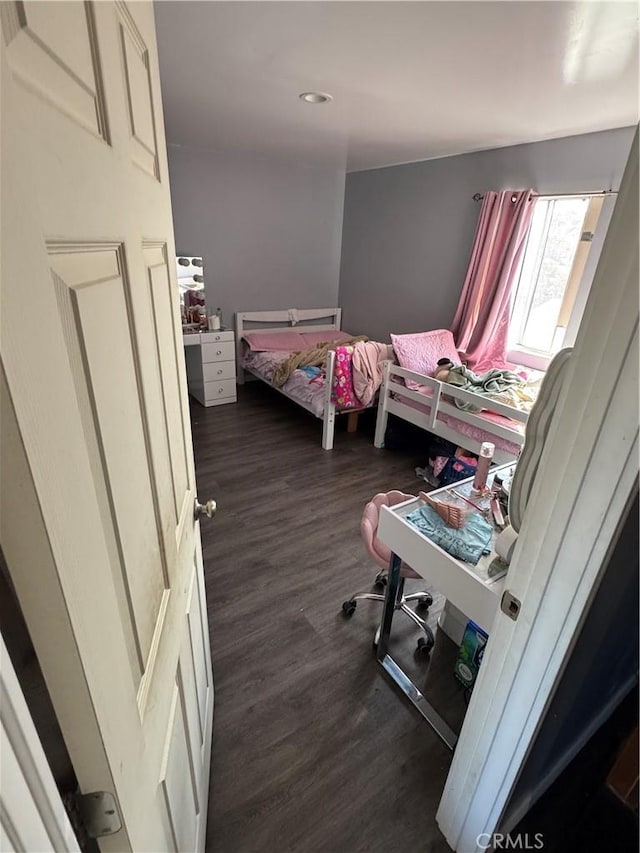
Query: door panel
xmin=116 ymin=0 xmax=159 ymax=178
xmin=143 ymin=244 xmax=192 ymax=523
xmin=1 ymin=1 xmax=109 ymax=140
xmin=188 ymin=555 xmax=212 ymax=748
xmin=0 ymin=3 xmax=214 ymax=851
xmin=50 ymin=244 xmax=167 ymax=675
xmin=161 ymin=678 xmax=199 ymax=853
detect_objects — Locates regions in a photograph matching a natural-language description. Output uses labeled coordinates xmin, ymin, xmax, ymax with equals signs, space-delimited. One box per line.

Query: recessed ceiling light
xmin=299 ymin=92 xmax=332 ymax=104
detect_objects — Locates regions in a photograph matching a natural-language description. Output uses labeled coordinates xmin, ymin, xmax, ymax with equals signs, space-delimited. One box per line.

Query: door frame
xmin=437 ymin=129 xmax=638 ymax=850
xmin=0 ymin=631 xmax=80 ymax=852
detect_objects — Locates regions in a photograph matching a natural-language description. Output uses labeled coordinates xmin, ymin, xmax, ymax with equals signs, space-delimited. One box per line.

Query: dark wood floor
xmin=192 ymin=383 xmax=468 ymax=853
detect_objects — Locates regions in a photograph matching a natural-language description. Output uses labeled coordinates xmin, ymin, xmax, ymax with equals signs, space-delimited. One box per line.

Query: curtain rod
xmin=472 ymin=190 xmax=618 ymax=201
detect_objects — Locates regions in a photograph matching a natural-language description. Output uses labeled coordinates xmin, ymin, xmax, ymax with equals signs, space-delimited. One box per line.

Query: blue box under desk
xmin=454 ymin=620 xmax=489 ymax=689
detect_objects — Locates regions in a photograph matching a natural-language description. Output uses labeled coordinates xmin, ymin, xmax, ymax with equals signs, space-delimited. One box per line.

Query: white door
xmin=0 ymin=3 xmax=214 ymax=851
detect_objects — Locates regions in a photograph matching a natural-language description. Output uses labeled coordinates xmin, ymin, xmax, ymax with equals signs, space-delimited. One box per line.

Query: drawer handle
xmin=216 ymin=349 xmax=222 ymax=355
xmin=217 ymin=369 xmax=223 ymax=375
xmin=215 ymin=335 xmax=221 ymax=341
xmin=218 ymin=387 xmax=224 ymax=394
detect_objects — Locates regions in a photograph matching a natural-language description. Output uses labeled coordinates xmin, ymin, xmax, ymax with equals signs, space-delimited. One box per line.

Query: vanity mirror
xmin=176 ymin=256 xmax=205 ymax=330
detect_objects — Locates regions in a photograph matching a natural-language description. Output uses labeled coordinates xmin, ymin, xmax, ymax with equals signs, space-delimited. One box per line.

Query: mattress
xmin=242 ymin=348 xmax=328 ymax=417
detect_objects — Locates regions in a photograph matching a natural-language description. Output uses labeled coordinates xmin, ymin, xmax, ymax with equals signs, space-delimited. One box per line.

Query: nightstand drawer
xmin=204 ymin=378 xmax=236 ymax=402
xmin=202 ymin=360 xmax=235 ymax=382
xmin=202 ymin=341 xmax=235 ymax=363
xmin=200 ymin=330 xmax=234 ymax=344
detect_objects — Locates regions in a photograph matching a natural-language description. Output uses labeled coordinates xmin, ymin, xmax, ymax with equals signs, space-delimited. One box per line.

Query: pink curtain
xmin=451 ymin=189 xmax=535 ymax=372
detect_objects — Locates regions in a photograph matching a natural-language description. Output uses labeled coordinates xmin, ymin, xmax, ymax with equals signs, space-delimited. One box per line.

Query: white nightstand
xmin=183 ymin=330 xmax=237 ymax=407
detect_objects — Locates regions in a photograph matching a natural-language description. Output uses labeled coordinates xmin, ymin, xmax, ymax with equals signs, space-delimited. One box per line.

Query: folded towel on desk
xmin=405 ymin=504 xmax=493 ymax=565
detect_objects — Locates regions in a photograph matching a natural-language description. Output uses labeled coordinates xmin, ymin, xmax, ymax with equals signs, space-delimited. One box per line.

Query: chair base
xmin=342 ymin=580 xmax=435 ymax=655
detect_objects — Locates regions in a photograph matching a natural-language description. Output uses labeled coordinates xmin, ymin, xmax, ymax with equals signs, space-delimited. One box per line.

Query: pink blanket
xmin=352 ymin=341 xmax=394 ymax=406
xmin=331 ymin=346 xmax=361 ymax=409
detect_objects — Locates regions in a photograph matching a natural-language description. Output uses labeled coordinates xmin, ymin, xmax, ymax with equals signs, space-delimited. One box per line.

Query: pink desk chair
xmin=342 ymin=491 xmax=435 ymax=655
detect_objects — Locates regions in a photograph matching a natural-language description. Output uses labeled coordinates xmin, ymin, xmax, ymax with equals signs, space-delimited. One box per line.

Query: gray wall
xmin=167 ymin=144 xmax=346 ymax=326
xmin=338 ymin=127 xmax=636 ymax=341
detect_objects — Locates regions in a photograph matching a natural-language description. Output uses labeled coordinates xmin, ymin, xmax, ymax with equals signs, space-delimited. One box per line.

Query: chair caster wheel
xmin=374 ymin=572 xmax=388 ymax=589
xmin=416 ymin=593 xmax=434 ymax=611
xmin=342 ymin=600 xmax=357 ymax=617
xmin=416 ymin=630 xmax=435 ymax=656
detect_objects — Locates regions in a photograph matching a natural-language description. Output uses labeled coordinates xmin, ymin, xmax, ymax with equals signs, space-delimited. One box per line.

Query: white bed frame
xmin=235 ymin=307 xmax=362 ymax=451
xmin=374 ymin=362 xmax=528 ymax=464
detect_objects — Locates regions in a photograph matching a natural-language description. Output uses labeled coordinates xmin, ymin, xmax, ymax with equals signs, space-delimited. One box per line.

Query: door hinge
xmin=65 ymin=790 xmax=122 ymax=841
xmin=501 ymin=590 xmax=521 ymax=621
xmin=580 ymin=230 xmax=594 ymax=242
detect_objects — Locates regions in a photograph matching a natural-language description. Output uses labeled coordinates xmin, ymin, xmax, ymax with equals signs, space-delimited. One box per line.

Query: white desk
xmin=375 ymin=464 xmax=515 ymax=748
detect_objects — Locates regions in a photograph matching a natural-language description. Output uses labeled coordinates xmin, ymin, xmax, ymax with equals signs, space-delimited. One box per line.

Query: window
xmin=508 ymin=195 xmax=603 ymax=370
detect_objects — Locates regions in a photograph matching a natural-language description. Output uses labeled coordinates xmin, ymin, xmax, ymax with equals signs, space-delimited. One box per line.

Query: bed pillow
xmin=242 ymin=331 xmax=306 ymax=352
xmin=391 ymin=329 xmax=461 ymax=390
xmin=300 ymin=330 xmax=355 ymax=347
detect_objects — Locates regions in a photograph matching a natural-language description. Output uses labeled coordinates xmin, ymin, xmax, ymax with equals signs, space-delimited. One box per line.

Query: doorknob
xmin=194 ymin=498 xmax=217 ymax=520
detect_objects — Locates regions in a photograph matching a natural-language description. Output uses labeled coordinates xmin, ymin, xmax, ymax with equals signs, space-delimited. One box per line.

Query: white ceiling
xmin=154 ymin=1 xmax=639 ymax=173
